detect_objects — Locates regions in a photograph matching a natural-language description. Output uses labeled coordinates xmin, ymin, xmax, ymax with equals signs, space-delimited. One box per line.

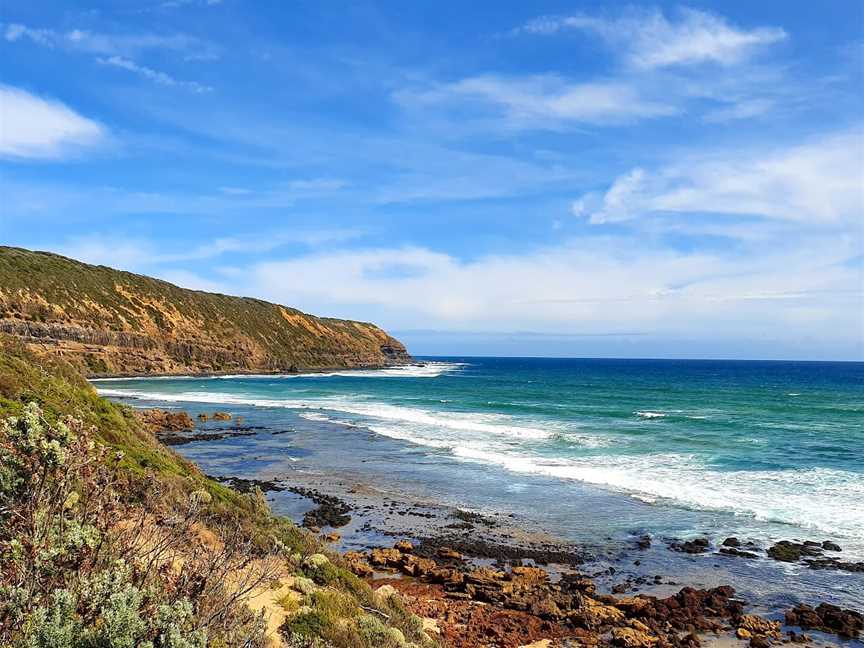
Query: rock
xmin=737 ymin=628 xmax=753 ymax=639
xmin=510 ymin=566 xmax=548 ymax=586
xmin=636 ymin=535 xmax=652 ymax=550
xmin=766 ymin=540 xmax=822 ymax=562
xmin=428 ymin=567 xmax=464 ymax=586
xmin=437 ymin=546 xmax=462 ymax=560
xmin=803 ymin=557 xmax=864 ymax=572
xmin=561 ymin=574 xmax=597 ymax=595
xmin=369 ymin=547 xmax=403 ymax=567
xmin=465 ymin=567 xmax=505 ymax=587
xmin=786 ymin=630 xmax=811 ymax=643
xmin=669 ymin=538 xmax=710 ymax=554
xmin=821 ymin=540 xmax=841 ymax=552
xmin=322 ymin=532 xmax=340 ymax=543
xmin=574 ymin=599 xmax=626 ymax=628
xmin=722 ymin=537 xmax=741 ymax=547
xmin=400 ymin=554 xmax=436 ymax=578
xmin=737 ymin=614 xmax=781 ymax=638
xmin=135 ymin=408 xmax=195 ymax=431
xmin=528 ymin=595 xmax=562 ymax=619
xmin=615 ymin=596 xmax=654 ymax=616
xmin=719 ymin=547 xmax=759 ymax=559
xmin=212 ymin=411 xmax=232 ymax=420
xmin=394 ymin=539 xmax=414 ymax=553
xmin=749 ymin=636 xmax=772 ymax=648
xmin=343 ymin=551 xmax=373 ymax=577
xmin=785 ymin=603 xmax=863 ymax=639
xmin=197 ymin=413 xmax=208 ymax=421
xmin=612 ymin=626 xmax=658 ymax=648
xmin=289 ymin=487 xmax=352 ymax=529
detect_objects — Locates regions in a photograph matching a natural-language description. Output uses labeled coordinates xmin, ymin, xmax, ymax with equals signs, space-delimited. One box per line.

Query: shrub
xmin=0 ymin=403 xmax=267 ymax=647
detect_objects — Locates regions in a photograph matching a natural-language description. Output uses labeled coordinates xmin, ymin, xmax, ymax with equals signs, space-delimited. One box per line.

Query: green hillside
xmin=0 ymin=246 xmax=410 ymax=375
xmin=0 ymin=336 xmax=435 ymax=647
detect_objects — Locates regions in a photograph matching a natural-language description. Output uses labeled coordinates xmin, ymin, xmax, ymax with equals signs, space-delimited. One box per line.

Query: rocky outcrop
xmin=785 ymin=603 xmax=863 ymax=639
xmin=134 ymin=408 xmax=195 ymax=432
xmin=0 ymin=246 xmax=411 ymax=375
xmin=357 ymin=541 xmax=767 ymax=648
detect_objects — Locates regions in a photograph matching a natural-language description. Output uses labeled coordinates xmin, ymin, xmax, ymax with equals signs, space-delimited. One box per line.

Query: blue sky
xmin=1 ymin=1 xmax=862 ymax=360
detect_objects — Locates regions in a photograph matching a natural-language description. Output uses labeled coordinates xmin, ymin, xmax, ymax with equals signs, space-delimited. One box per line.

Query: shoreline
xmin=206 ymin=458 xmax=864 ymax=648
xmin=86 ymin=360 xmax=421 ymax=380
xmin=121 ymin=396 xmax=864 ymax=647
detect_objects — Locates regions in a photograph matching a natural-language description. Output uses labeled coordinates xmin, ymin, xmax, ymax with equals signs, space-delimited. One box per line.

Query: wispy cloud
xmin=58 ymin=229 xmax=366 ymax=271
xmin=3 ymin=22 xmax=216 ymax=89
xmin=395 ymin=74 xmax=677 ymax=129
xmin=96 ymin=56 xmax=212 ymax=93
xmin=0 ymin=85 xmax=105 ymax=159
xmin=518 ymin=7 xmax=787 ymax=68
xmin=572 ymin=128 xmax=864 ymax=224
xmin=702 ymin=98 xmax=775 ymax=123
xmin=3 ymin=23 xmax=216 ymax=58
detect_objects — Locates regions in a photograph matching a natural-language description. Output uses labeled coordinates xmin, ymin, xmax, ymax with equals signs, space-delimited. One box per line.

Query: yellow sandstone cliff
xmin=0 ymin=246 xmax=411 ymax=376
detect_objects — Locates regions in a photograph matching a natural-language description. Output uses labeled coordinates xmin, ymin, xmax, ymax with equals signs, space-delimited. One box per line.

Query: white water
xmin=97 ymin=380 xmax=864 ymax=553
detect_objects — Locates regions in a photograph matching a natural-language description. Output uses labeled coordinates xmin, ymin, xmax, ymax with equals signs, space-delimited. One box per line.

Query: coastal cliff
xmin=0 ymin=246 xmax=411 ymax=376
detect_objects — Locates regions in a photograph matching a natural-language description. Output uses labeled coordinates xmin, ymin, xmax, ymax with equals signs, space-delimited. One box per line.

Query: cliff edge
xmin=0 ymin=246 xmax=411 ymax=376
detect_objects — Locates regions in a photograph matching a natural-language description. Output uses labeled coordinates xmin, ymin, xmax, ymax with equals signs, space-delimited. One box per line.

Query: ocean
xmin=95 ymin=357 xmax=864 ymax=611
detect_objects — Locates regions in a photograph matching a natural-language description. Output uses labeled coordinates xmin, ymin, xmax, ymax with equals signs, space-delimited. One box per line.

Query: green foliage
xmin=0 ymin=341 xmax=433 ymax=648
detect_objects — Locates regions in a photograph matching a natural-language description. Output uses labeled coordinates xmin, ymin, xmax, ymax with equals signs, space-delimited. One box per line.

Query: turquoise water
xmin=97 ymin=357 xmax=864 ymax=553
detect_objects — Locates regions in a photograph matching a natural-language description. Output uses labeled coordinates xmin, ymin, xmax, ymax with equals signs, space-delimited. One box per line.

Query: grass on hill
xmin=0 ymin=335 xmax=436 ymax=648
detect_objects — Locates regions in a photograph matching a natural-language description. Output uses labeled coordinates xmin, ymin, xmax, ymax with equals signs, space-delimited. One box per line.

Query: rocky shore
xmin=137 ymin=408 xmax=864 ymax=648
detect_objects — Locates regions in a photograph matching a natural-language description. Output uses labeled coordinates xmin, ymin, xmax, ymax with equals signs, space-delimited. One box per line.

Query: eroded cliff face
xmin=0 ymin=246 xmax=411 ymax=376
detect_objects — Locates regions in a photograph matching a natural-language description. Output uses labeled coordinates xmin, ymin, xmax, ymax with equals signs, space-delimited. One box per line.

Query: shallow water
xmin=95 ymin=357 xmax=864 ymax=613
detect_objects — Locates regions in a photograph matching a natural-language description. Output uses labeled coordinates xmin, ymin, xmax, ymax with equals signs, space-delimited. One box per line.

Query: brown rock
xmin=212 ymin=411 xmax=232 ymax=420
xmin=612 ymin=626 xmax=659 ymax=648
xmin=401 ymin=555 xmax=437 ymax=578
xmin=437 ymin=546 xmax=463 ymax=561
xmin=369 ymin=547 xmax=403 ymax=567
xmin=785 ymin=603 xmax=863 ymax=639
xmin=738 ymin=614 xmax=781 ymax=638
xmin=394 ymin=539 xmax=414 ymax=553
xmin=572 ymin=599 xmax=626 ymax=629
xmin=343 ymin=551 xmax=373 ymax=577
xmin=510 ymin=566 xmax=549 ymax=586
xmin=322 ymin=532 xmax=340 ymax=543
xmin=135 ymin=408 xmax=195 ymax=431
xmin=428 ymin=568 xmax=464 ymax=586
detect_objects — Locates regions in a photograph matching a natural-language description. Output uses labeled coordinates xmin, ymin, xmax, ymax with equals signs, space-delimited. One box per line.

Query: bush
xmin=0 ymin=403 xmax=267 ymax=647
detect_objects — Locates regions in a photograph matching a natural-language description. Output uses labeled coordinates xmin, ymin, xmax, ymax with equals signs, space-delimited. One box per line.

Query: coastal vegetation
xmin=0 ymin=336 xmax=435 ymax=647
xmin=0 ymin=246 xmax=410 ymax=376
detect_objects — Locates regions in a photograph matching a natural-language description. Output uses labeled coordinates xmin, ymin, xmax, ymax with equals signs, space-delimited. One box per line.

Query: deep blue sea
xmin=96 ymin=357 xmax=864 ymax=611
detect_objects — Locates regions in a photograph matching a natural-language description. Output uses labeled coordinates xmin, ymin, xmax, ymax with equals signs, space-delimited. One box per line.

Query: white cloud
xmin=703 ymin=98 xmax=775 ymax=123
xmin=96 ymin=56 xmax=212 ymax=93
xmin=519 ymin=7 xmax=786 ymax=68
xmin=57 ymin=230 xmax=366 ymax=269
xmin=573 ymin=128 xmax=864 ymax=224
xmin=0 ymin=85 xmax=105 ymax=159
xmin=240 ymin=235 xmax=861 ymax=353
xmin=396 ymin=75 xmax=677 ymax=128
xmin=3 ymin=22 xmax=216 ymax=59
